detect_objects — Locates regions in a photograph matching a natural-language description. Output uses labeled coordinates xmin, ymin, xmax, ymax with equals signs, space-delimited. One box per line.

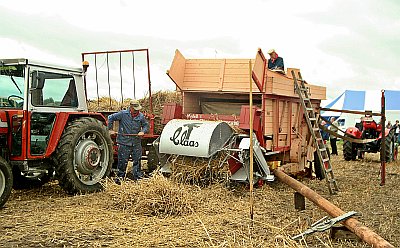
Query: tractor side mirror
xmin=31 ymin=71 xmax=45 ymax=89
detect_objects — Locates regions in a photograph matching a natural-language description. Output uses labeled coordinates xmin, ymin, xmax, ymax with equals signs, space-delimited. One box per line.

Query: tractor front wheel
xmin=0 ymin=157 xmax=13 ymax=207
xmin=54 ymin=117 xmax=113 ymax=194
xmin=343 ymin=140 xmax=356 ymax=161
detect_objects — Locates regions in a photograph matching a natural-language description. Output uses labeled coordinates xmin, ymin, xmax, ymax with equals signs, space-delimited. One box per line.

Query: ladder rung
xmin=309 ymin=118 xmax=316 ymax=121
xmin=323 ymin=158 xmax=330 ymax=162
xmin=313 ymin=128 xmax=320 ymax=132
xmin=319 ymin=147 xmax=326 ymax=152
xmin=306 ymin=107 xmax=314 ymax=111
xmin=303 ymin=98 xmax=310 ymax=101
xmin=325 ymin=168 xmax=332 ymax=173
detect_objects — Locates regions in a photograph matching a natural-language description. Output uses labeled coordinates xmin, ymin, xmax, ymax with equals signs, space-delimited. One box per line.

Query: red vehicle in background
xmin=343 ymin=114 xmax=397 ymax=162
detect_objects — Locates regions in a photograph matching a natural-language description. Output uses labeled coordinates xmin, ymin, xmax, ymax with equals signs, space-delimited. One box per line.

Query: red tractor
xmin=0 ymin=59 xmax=114 ymax=207
xmin=343 ymin=115 xmax=397 ymax=162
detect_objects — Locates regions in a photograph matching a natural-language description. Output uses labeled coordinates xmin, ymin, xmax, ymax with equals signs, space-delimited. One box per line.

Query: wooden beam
xmin=320 ymin=108 xmax=383 ymax=116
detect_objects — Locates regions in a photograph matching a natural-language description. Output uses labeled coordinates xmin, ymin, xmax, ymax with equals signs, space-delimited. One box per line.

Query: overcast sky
xmin=1 ymin=0 xmax=399 ymax=103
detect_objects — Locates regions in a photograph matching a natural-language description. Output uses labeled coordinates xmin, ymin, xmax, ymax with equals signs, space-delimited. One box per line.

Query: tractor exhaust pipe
xmin=274 ymin=168 xmax=394 ymax=248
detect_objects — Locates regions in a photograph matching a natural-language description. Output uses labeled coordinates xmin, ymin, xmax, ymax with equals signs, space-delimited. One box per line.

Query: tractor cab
xmin=0 ymin=59 xmax=87 ymax=159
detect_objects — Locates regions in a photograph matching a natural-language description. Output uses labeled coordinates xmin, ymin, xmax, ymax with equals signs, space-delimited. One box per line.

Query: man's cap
xmin=129 ymin=99 xmax=142 ymax=110
xmin=267 ymin=49 xmax=276 ymax=54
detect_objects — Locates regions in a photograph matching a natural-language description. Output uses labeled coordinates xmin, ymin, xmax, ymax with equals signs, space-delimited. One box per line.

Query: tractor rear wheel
xmin=343 ymin=140 xmax=356 ymax=161
xmin=54 ymin=117 xmax=113 ymax=194
xmin=0 ymin=157 xmax=13 ymax=207
xmin=383 ymin=129 xmax=395 ymax=162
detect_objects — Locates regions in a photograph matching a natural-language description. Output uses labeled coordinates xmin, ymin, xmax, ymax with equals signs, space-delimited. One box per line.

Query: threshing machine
xmin=156 ymin=49 xmax=327 ymax=183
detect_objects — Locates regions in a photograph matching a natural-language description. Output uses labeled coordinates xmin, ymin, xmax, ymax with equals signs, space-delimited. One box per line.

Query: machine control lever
xmin=292 ymin=211 xmax=358 ymax=240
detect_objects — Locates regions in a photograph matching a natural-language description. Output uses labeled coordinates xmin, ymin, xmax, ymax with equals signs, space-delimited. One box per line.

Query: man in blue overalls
xmin=108 ymin=100 xmax=149 ymax=184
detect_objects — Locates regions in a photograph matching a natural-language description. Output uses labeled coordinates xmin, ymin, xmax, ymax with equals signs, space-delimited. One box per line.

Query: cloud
xmin=1 ymin=0 xmax=399 ymax=103
xmin=303 ymin=0 xmax=400 ymax=99
xmin=0 ymin=6 xmax=243 ymax=99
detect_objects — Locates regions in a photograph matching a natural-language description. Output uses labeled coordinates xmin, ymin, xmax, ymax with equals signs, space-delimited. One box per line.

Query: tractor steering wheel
xmin=8 ymin=95 xmax=24 ymax=108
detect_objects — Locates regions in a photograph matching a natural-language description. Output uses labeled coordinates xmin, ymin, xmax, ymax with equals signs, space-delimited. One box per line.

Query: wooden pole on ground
xmin=274 ymin=168 xmax=394 ymax=248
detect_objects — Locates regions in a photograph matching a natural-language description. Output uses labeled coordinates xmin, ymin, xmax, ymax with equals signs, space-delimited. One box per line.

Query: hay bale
xmin=104 ymin=174 xmax=198 ymax=217
xmin=139 ymin=91 xmax=182 ymax=134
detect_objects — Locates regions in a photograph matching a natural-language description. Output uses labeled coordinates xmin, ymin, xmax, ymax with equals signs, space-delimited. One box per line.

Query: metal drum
xmin=159 ymin=119 xmax=234 ymax=158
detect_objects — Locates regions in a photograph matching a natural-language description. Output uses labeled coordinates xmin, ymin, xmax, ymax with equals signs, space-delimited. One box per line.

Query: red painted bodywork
xmin=363 ymin=120 xmax=377 ymax=130
xmin=3 ymin=111 xmax=108 ymax=161
xmin=0 ymin=111 xmax=8 ymax=134
xmin=161 ymin=103 xmax=183 ymax=125
xmin=345 ymin=126 xmax=362 ymax=139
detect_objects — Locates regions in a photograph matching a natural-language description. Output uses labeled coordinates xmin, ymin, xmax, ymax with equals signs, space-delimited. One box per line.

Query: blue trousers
xmin=117 ymin=144 xmax=143 ymax=179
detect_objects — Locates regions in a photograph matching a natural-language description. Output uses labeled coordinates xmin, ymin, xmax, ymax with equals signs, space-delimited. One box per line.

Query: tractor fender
xmin=44 ymin=112 xmax=108 ymax=157
xmin=345 ymin=126 xmax=362 ymax=139
xmin=378 ymin=128 xmax=392 ymax=139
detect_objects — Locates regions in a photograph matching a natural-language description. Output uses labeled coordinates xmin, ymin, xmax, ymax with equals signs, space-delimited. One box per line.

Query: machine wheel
xmin=0 ymin=157 xmax=13 ymax=208
xmin=383 ymin=129 xmax=395 ymax=162
xmin=146 ymin=145 xmax=159 ymax=173
xmin=313 ymin=151 xmax=325 ymax=180
xmin=343 ymin=140 xmax=356 ymax=161
xmin=54 ymin=117 xmax=113 ymax=194
xmin=394 ymin=143 xmax=399 ymax=161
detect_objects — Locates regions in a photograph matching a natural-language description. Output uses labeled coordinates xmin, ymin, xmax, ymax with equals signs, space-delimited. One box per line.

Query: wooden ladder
xmin=292 ymin=71 xmax=339 ymax=195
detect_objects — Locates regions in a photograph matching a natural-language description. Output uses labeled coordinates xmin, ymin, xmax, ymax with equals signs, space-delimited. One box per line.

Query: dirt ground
xmin=0 ymin=143 xmax=399 ymax=248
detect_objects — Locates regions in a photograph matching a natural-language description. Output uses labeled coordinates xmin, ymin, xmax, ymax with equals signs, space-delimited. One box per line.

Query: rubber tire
xmin=54 ymin=117 xmax=113 ymax=194
xmin=383 ymin=129 xmax=395 ymax=162
xmin=146 ymin=145 xmax=159 ymax=173
xmin=394 ymin=143 xmax=398 ymax=161
xmin=343 ymin=140 xmax=356 ymax=161
xmin=12 ymin=166 xmax=52 ymax=190
xmin=313 ymin=151 xmax=325 ymax=180
xmin=0 ymin=157 xmax=13 ymax=208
